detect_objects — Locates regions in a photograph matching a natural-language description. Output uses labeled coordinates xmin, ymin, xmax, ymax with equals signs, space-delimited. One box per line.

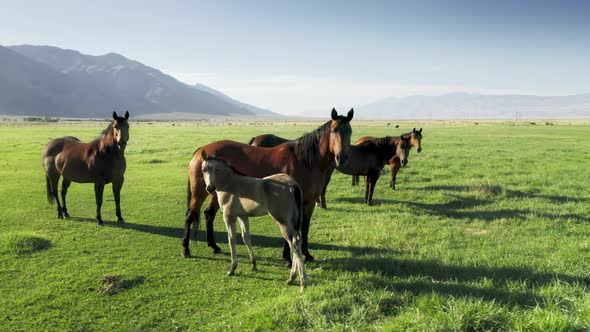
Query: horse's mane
xmin=294 ymin=120 xmax=332 ymax=164
xmin=374 ymin=135 xmax=400 ymax=147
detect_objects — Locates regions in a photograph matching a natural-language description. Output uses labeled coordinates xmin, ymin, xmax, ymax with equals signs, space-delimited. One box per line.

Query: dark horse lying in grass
xmin=184 ymin=108 xmax=354 ymax=264
xmin=353 ymin=128 xmax=423 ymax=190
xmin=42 ymin=111 xmax=130 ymax=225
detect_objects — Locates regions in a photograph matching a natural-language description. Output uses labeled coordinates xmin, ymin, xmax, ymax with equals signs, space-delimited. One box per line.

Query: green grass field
xmin=1 ymin=119 xmax=589 ymax=331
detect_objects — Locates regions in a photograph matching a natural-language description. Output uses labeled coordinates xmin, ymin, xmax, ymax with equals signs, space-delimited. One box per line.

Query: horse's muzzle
xmin=402 ymin=159 xmax=408 ymax=167
xmin=417 ymin=147 xmax=422 ymax=153
xmin=206 ymin=185 xmax=216 ymax=193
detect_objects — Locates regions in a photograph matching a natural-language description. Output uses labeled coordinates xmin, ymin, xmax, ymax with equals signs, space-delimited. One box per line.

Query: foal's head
xmin=410 ymin=128 xmax=423 ymax=153
xmin=397 ymin=136 xmax=412 ymax=167
xmin=200 ymin=151 xmax=233 ymax=193
xmin=329 ymin=108 xmax=354 ymax=166
xmin=111 ymin=111 xmax=130 ymax=153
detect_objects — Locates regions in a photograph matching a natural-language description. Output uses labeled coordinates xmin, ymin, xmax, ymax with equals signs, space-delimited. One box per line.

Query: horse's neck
xmin=317 ymin=135 xmax=334 ymax=169
xmin=215 ymin=171 xmax=258 ymax=198
xmin=98 ymin=134 xmax=122 ymax=156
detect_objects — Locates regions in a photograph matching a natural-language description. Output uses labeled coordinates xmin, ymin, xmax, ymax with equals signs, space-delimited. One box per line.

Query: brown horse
xmin=248 ymin=134 xmax=292 ymax=147
xmin=42 ymin=111 xmax=130 ymax=225
xmin=354 ymin=127 xmax=423 ymax=189
xmin=201 ymin=152 xmax=306 ymax=290
xmin=184 ymin=108 xmax=354 ymax=263
xmin=320 ymin=135 xmax=411 ymax=206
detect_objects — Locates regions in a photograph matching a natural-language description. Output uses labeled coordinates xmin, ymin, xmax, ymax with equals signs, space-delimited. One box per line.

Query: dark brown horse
xmin=354 ymin=127 xmax=423 ymax=189
xmin=320 ymin=135 xmax=411 ymax=206
xmin=248 ymin=134 xmax=292 ymax=147
xmin=184 ymin=108 xmax=354 ymax=263
xmin=42 ymin=111 xmax=130 ymax=225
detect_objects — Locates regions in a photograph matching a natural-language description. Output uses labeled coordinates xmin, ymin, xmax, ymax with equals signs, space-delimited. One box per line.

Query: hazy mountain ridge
xmin=193 ymin=83 xmax=280 ymax=117
xmin=357 ymin=92 xmax=590 ymax=119
xmin=1 ymin=45 xmax=275 ymax=118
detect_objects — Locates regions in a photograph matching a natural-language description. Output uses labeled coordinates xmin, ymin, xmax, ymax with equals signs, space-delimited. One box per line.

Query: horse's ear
xmin=419 ymin=128 xmax=422 ymax=133
xmin=113 ymin=111 xmax=118 ymax=120
xmin=124 ymin=111 xmax=129 ymax=120
xmin=347 ymin=108 xmax=354 ymax=121
xmin=201 ymin=150 xmax=208 ymax=160
xmin=331 ymin=108 xmax=338 ymax=120
xmin=413 ymin=127 xmax=416 ymax=132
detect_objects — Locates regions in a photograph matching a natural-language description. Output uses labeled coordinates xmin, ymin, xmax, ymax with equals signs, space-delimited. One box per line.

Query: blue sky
xmin=1 ymin=0 xmax=589 ymax=115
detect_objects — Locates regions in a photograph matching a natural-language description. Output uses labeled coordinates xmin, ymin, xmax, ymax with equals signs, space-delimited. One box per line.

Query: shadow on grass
xmin=324 ymin=256 xmax=590 ymax=307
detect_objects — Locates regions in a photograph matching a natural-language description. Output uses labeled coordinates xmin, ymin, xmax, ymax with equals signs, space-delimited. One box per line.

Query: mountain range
xmin=1 ymin=44 xmax=589 ymax=120
xmin=0 ymin=45 xmax=281 ymax=118
xmin=356 ymin=92 xmax=590 ymax=120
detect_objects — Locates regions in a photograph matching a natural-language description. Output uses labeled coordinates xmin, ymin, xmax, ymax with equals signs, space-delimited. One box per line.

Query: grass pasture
xmin=0 ymin=119 xmax=589 ymax=331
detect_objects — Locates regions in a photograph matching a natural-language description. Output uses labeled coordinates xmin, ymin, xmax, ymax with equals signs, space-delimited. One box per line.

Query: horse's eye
xmin=202 ymin=168 xmax=207 ymax=173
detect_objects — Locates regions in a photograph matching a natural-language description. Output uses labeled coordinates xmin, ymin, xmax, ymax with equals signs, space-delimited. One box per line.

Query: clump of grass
xmin=0 ymin=232 xmax=51 ymax=255
xmin=98 ymin=274 xmax=145 ymax=295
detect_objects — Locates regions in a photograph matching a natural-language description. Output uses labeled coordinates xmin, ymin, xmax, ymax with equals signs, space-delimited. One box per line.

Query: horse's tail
xmin=46 ymin=175 xmax=55 ymax=205
xmin=247 ymin=136 xmax=256 ymax=145
xmin=292 ymin=183 xmax=304 ymax=246
xmin=186 ymin=177 xmax=191 ymax=210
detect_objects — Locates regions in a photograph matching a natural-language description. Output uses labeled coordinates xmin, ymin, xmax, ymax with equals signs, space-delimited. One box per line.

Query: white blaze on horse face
xmin=113 ymin=121 xmax=130 ymax=152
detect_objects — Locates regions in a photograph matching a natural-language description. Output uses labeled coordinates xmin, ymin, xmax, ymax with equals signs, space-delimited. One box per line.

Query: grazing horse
xmin=321 ymin=135 xmax=411 ymax=206
xmin=184 ymin=108 xmax=354 ymax=264
xmin=354 ymin=127 xmax=423 ymax=189
xmin=248 ymin=134 xmax=292 ymax=147
xmin=201 ymin=151 xmax=306 ymax=290
xmin=42 ymin=111 xmax=130 ymax=225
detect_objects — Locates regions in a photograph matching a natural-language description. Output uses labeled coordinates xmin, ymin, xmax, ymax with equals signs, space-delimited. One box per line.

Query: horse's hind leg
xmin=223 ymin=215 xmax=238 ymax=276
xmin=60 ymin=178 xmax=71 ymax=218
xmin=204 ymin=196 xmax=222 ymax=253
xmin=238 ymin=217 xmax=257 ymax=271
xmin=281 ymin=225 xmax=306 ymax=290
xmin=47 ymin=171 xmax=64 ymax=219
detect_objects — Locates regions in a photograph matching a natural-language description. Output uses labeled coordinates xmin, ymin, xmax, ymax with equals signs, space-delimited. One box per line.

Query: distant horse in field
xmin=201 ymin=151 xmax=306 ymax=289
xmin=248 ymin=134 xmax=292 ymax=147
xmin=354 ymin=127 xmax=423 ymax=189
xmin=320 ymin=135 xmax=411 ymax=206
xmin=184 ymin=108 xmax=354 ymax=264
xmin=42 ymin=111 xmax=130 ymax=225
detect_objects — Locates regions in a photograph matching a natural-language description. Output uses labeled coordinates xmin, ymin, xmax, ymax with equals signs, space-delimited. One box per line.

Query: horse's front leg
xmin=223 ymin=214 xmax=238 ymax=276
xmin=238 ymin=216 xmax=257 ymax=271
xmin=94 ymin=181 xmax=105 ymax=225
xmin=204 ymin=194 xmax=222 ymax=253
xmin=112 ymin=176 xmax=124 ymax=222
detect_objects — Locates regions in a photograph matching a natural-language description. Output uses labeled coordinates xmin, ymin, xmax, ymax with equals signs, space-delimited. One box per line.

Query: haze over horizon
xmin=1 ymin=0 xmax=589 ymax=116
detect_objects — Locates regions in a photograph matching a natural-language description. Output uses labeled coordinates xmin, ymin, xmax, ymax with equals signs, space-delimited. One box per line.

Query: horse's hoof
xmin=63 ymin=213 xmax=70 ymax=219
xmin=117 ymin=218 xmax=125 ymax=223
xmin=211 ymin=246 xmax=222 ymax=254
xmin=286 ymin=279 xmax=294 ymax=285
xmin=182 ymin=252 xmax=191 ymax=258
xmin=305 ymin=255 xmax=315 ymax=262
xmin=285 ymin=261 xmax=293 ymax=268
xmin=97 ymin=222 xmax=104 ymax=227
xmin=227 ymin=270 xmax=235 ymax=276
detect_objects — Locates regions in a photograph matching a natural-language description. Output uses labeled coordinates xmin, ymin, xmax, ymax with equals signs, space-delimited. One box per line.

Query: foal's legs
xmin=60 ymin=178 xmax=71 ymax=218
xmin=223 ymin=215 xmax=239 ymax=275
xmin=94 ymin=181 xmax=105 ymax=225
xmin=281 ymin=225 xmax=306 ymax=290
xmin=112 ymin=176 xmax=124 ymax=222
xmin=238 ymin=217 xmax=257 ymax=271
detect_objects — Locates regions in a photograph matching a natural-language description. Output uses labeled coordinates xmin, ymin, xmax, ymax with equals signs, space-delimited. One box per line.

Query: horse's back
xmin=261 ymin=173 xmax=301 ymax=224
xmin=42 ymin=136 xmax=81 ymax=159
xmin=250 ymin=134 xmax=291 ymax=148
